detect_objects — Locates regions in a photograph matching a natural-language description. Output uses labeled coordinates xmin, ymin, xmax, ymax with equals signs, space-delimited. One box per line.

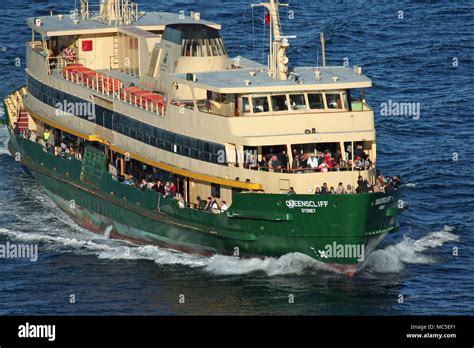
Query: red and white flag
xmin=264 ymin=11 xmax=270 ymax=25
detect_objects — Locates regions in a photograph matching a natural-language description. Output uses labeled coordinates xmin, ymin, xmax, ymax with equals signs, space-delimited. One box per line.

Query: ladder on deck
xmin=111 ymin=36 xmax=119 ymax=70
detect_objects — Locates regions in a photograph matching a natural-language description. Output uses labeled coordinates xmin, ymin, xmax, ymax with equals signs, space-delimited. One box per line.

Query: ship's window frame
xmin=241 ymin=96 xmax=251 ymax=115
xmin=307 ymin=92 xmax=325 ymax=110
xmin=252 ymin=95 xmax=270 ymax=114
xmin=270 ymin=94 xmax=289 ymax=113
xmin=289 ymin=94 xmax=307 ymax=111
xmin=326 ymin=92 xmax=343 ymax=110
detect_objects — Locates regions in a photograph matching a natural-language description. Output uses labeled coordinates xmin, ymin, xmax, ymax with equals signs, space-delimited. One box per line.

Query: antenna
xmin=97 ymin=0 xmax=140 ymax=25
xmin=80 ymin=0 xmax=90 ymax=20
xmin=320 ymin=32 xmax=326 ymax=67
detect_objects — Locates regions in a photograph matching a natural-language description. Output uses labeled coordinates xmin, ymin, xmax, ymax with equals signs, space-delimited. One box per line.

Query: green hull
xmin=6 ymin=127 xmax=406 ymax=275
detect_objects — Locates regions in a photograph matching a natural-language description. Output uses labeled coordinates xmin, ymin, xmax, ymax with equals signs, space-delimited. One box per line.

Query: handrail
xmin=57 ymin=64 xmax=166 ymax=117
xmin=242 ymin=164 xmax=373 ymax=174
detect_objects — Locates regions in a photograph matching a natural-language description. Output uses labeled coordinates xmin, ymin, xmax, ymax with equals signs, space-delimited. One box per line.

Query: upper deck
xmin=28 ymin=12 xmax=221 ymax=37
xmin=173 ymin=66 xmax=372 ymax=94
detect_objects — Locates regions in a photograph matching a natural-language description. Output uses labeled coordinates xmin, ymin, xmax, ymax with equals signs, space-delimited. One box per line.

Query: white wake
xmin=0 ymin=225 xmax=458 ymax=277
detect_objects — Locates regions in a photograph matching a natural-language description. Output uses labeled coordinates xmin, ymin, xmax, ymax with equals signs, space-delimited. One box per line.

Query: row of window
xmin=241 ymin=91 xmax=349 ymax=115
xmin=181 ymin=38 xmax=227 ymax=57
xmin=28 ymin=76 xmax=225 ymax=165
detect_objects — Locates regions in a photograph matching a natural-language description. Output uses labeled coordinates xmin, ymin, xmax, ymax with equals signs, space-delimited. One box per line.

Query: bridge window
xmin=289 ymin=94 xmax=307 ymax=111
xmin=252 ymin=96 xmax=270 ymax=113
xmin=308 ymin=93 xmax=324 ymax=109
xmin=271 ymin=95 xmax=288 ymax=112
xmin=326 ymin=93 xmax=342 ymax=109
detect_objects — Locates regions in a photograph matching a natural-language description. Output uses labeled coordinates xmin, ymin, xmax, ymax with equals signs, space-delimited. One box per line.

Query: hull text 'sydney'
xmin=3 ymin=0 xmax=407 ymax=277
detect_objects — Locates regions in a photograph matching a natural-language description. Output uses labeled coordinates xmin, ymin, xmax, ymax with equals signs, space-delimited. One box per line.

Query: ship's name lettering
xmin=375 ymin=196 xmax=394 ymax=205
xmin=285 ymin=200 xmax=329 ymax=209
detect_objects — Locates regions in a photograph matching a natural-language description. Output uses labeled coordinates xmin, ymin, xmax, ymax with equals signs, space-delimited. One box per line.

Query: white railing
xmin=61 ymin=67 xmax=166 ymax=117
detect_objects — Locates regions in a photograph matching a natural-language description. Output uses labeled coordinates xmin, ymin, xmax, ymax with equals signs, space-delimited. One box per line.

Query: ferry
xmin=3 ymin=0 xmax=407 ymax=276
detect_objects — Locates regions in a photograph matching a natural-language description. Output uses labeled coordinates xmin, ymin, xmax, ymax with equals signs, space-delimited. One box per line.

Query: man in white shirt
xmin=307 ymin=153 xmax=319 ymax=169
xmin=221 ymin=201 xmax=229 ymax=213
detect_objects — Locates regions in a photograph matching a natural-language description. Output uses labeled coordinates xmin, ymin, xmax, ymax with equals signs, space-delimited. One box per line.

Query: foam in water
xmin=0 ymin=225 xmax=458 ymax=277
xmin=403 ymin=182 xmax=418 ymax=188
xmin=361 ymin=225 xmax=458 ymax=273
xmin=0 ymin=126 xmax=10 ymax=155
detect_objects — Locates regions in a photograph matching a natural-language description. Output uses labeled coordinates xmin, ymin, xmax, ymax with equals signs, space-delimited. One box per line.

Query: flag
xmin=264 ymin=11 xmax=270 ymax=25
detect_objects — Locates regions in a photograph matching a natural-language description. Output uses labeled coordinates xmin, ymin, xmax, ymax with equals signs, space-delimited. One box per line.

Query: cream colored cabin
xmin=21 ymin=0 xmax=379 ymax=207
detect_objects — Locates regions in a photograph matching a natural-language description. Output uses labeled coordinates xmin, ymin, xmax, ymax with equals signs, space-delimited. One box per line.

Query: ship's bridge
xmin=168 ymin=65 xmax=373 ymax=118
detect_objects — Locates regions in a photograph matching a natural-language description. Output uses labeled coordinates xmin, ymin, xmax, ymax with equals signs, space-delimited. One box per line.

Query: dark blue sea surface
xmin=0 ymin=0 xmax=473 ymax=315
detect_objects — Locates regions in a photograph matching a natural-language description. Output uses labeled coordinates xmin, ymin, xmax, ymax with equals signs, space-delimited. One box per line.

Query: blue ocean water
xmin=0 ymin=0 xmax=473 ymax=315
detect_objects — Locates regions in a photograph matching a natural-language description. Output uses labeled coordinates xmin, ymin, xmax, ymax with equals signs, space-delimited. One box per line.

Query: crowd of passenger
xmin=287 ymin=175 xmax=401 ymax=195
xmin=108 ymin=161 xmax=230 ymax=214
xmin=14 ymin=124 xmax=84 ymax=160
xmin=194 ymin=196 xmax=229 ymax=214
xmin=245 ymin=144 xmax=372 ymax=173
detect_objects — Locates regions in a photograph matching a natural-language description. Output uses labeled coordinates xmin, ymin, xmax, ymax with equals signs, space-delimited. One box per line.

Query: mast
xmin=97 ymin=0 xmax=139 ymax=25
xmin=252 ymin=0 xmax=291 ymax=80
xmin=80 ymin=0 xmax=90 ymax=20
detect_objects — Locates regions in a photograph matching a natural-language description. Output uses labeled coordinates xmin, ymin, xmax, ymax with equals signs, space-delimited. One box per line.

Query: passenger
xmin=330 ymin=186 xmax=336 ymax=195
xmin=346 ymin=184 xmax=353 ymax=194
xmin=13 ymin=123 xmax=20 ymax=136
xmin=155 ymin=180 xmax=165 ymax=194
xmin=357 ymin=176 xmax=364 ymax=188
xmin=124 ymin=175 xmax=135 ymax=186
xmin=278 ymin=150 xmax=289 ymax=170
xmin=164 ymin=182 xmax=171 ymax=197
xmin=269 ymin=155 xmax=281 ymax=171
xmin=37 ymin=137 xmax=47 ymax=151
xmin=221 ymin=201 xmax=229 ymax=213
xmin=108 ymin=164 xmax=118 ymax=180
xmin=204 ymin=197 xmax=212 ymax=211
xmin=291 ymin=154 xmax=301 ymax=171
xmin=364 ymin=180 xmax=374 ymax=193
xmin=178 ymin=196 xmax=186 ymax=209
xmin=307 ymin=153 xmax=319 ymax=170
xmin=324 ymin=150 xmax=332 ymax=165
xmin=210 ymin=198 xmax=220 ymax=213
xmin=287 ymin=187 xmax=296 ymax=195
xmin=355 ymin=143 xmax=367 ymax=160
xmin=28 ymin=130 xmax=38 ymax=142
xmin=321 ymin=183 xmax=329 ymax=194
xmin=336 ymin=182 xmax=345 ymax=194
xmin=318 ymin=160 xmax=329 ymax=173
xmin=139 ymin=178 xmax=148 ymax=190
xmin=374 ymin=177 xmax=385 ymax=193
xmin=345 ymin=144 xmax=352 ymax=161
xmin=46 ymin=131 xmax=55 ymax=153
xmin=146 ymin=180 xmax=156 ymax=190
xmin=169 ymin=182 xmax=177 ymax=198
xmin=315 ymin=187 xmax=321 ymax=194
xmin=196 ymin=196 xmax=207 ymax=210
xmin=354 ymin=156 xmax=362 ymax=170
xmin=334 ymin=150 xmax=342 ymax=166
xmin=68 ymin=147 xmax=75 ymax=159
xmin=247 ymin=154 xmax=258 ymax=170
